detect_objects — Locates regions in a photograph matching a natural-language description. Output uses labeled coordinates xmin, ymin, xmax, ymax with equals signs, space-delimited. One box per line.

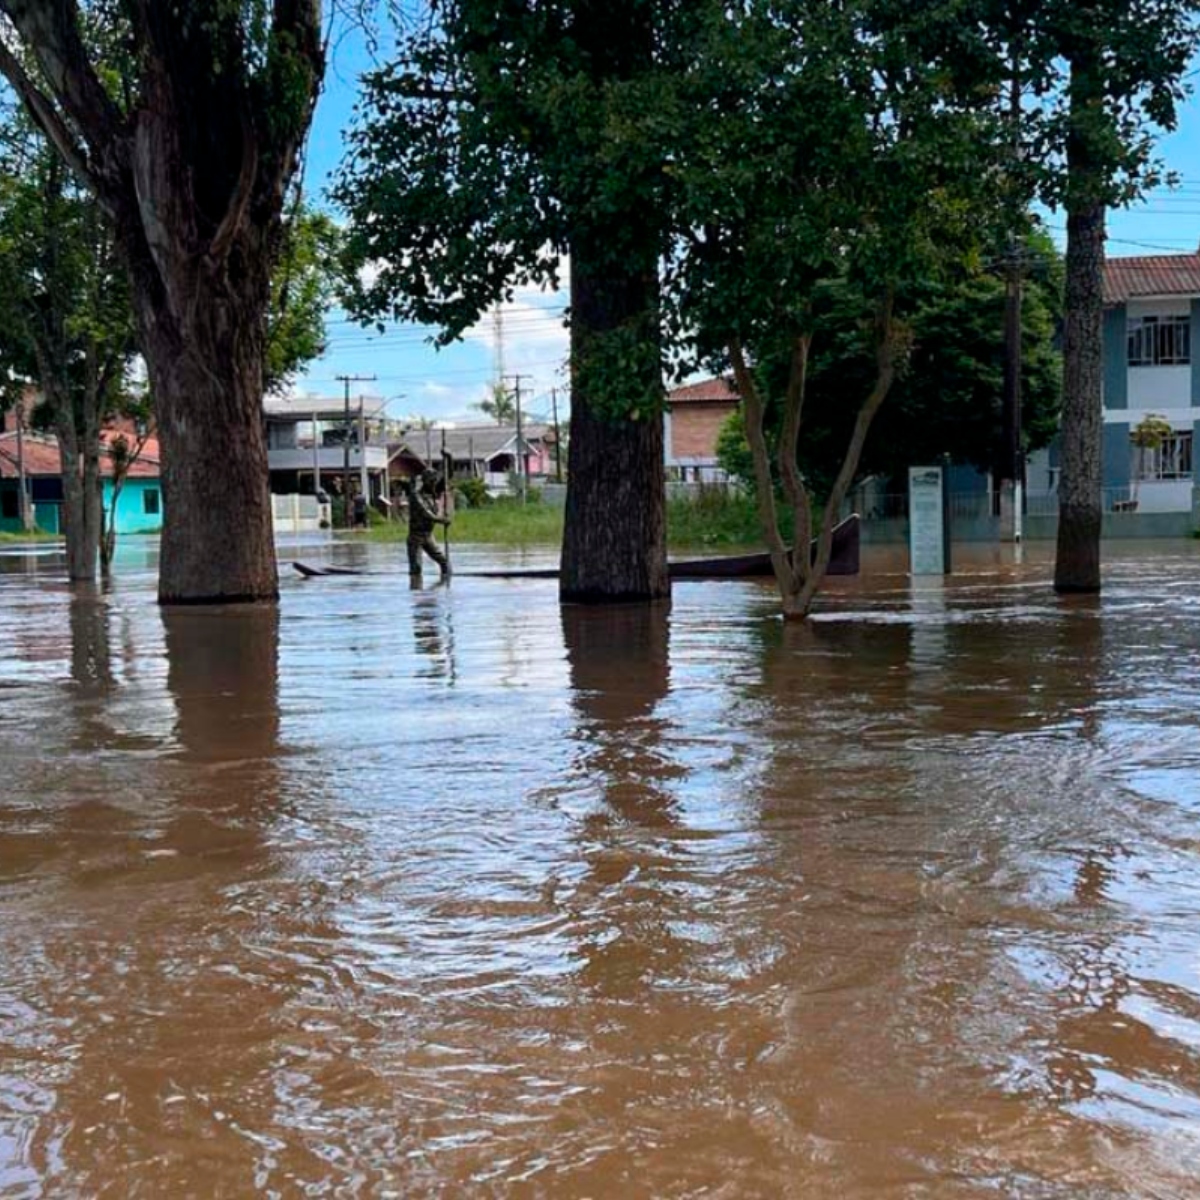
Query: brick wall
xmin=670 ymin=402 xmax=737 ymax=460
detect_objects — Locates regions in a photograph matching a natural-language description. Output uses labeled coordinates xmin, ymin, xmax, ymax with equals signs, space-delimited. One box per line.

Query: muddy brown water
xmin=2 ymin=539 xmax=1200 ymax=1198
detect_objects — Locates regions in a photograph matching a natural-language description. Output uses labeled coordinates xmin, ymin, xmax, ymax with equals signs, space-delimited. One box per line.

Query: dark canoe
xmin=449 ymin=514 xmax=861 ymax=581
xmin=668 ymin=514 xmax=859 ymax=579
xmin=291 ymin=561 xmax=365 ymax=578
xmin=292 ymin=516 xmax=860 ymax=582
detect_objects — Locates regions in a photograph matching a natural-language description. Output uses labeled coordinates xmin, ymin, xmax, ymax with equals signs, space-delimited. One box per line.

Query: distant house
xmin=390 ymin=423 xmax=555 ymax=495
xmin=262 ymin=395 xmax=392 ymax=502
xmin=665 ymin=377 xmax=739 ymax=482
xmin=0 ymin=431 xmax=163 ymax=535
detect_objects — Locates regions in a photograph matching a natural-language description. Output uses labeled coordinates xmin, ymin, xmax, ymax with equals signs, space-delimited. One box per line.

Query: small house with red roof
xmin=0 ymin=430 xmax=163 ymax=536
xmin=665 ymin=376 xmax=739 ymax=482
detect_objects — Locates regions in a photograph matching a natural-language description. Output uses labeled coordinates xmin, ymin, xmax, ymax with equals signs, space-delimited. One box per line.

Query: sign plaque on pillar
xmin=909 ymin=466 xmax=948 ymax=576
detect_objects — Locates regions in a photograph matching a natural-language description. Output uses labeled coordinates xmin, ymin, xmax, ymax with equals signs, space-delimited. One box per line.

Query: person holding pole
xmin=406 ymin=469 xmax=451 ymax=579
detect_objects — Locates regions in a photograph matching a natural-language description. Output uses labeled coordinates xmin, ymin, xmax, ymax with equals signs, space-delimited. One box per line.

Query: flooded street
xmin=2 ymin=541 xmax=1200 ymax=1197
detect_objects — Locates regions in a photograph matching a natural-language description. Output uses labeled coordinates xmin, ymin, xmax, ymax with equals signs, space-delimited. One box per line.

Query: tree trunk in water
xmin=561 ymin=247 xmax=668 ymax=604
xmin=55 ymin=430 xmax=103 ymax=584
xmin=57 ymin=426 xmax=91 ymax=582
xmin=53 ymin=379 xmax=100 ymax=583
xmin=82 ymin=439 xmax=101 ymax=579
xmin=558 ymin=0 xmax=667 ymax=606
xmin=1055 ymin=48 xmax=1106 ymax=596
xmin=140 ymin=294 xmax=277 ymax=606
xmin=1054 ymin=209 xmax=1105 ymax=593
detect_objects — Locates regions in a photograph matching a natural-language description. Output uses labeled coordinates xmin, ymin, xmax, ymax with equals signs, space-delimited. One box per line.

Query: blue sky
xmin=294 ymin=20 xmax=1200 ymax=425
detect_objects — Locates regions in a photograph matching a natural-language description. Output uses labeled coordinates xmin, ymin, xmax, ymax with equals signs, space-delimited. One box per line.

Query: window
xmin=1127 ymin=314 xmax=1191 ymax=366
xmin=1133 ymin=431 xmax=1193 ymax=481
xmin=1 ymin=490 xmax=16 ymax=519
xmin=143 ymin=488 xmax=161 ymax=516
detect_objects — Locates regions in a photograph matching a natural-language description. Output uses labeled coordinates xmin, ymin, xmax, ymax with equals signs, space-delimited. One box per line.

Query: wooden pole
xmin=441 ymin=427 xmax=451 ymax=565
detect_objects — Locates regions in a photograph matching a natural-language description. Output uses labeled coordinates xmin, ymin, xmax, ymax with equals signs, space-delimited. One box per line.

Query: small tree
xmin=98 ymin=391 xmax=153 ymax=576
xmin=1129 ymin=412 xmax=1174 ymax=507
xmin=0 ymin=115 xmax=135 ymax=582
xmin=669 ymin=0 xmax=1002 ymax=619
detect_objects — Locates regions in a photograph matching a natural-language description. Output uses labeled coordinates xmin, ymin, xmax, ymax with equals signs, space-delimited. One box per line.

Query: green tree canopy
xmin=716 ymin=232 xmax=1063 ymax=494
xmin=265 ymin=204 xmax=342 ymax=396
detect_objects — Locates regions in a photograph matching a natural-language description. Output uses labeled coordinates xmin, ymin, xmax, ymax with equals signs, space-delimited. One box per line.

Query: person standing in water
xmin=406 ymin=469 xmax=451 ymax=579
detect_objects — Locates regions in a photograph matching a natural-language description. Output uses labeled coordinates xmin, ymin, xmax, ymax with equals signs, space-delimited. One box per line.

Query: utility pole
xmin=1002 ymin=237 xmax=1024 ymax=541
xmin=311 ymin=407 xmax=321 ymax=496
xmin=358 ymin=398 xmax=370 ymax=505
xmin=1001 ymin=39 xmax=1024 ymax=544
xmin=336 ymin=373 xmax=375 ymax=528
xmin=551 ymin=387 xmax=564 ymax=483
xmin=505 ymin=373 xmax=529 ymax=504
xmin=492 ymin=304 xmax=505 ymax=392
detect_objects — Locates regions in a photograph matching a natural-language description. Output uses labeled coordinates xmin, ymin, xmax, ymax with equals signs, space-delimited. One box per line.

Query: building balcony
xmin=268 ymin=446 xmax=390 ymax=473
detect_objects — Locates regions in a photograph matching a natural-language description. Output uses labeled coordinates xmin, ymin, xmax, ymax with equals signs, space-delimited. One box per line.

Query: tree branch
xmin=0 ymin=0 xmax=124 ymax=168
xmin=0 ymin=36 xmax=93 ymax=188
xmin=729 ymin=338 xmax=793 ymax=590
xmin=797 ymin=290 xmax=898 ymax=615
xmin=776 ymin=332 xmax=813 ymax=578
xmin=206 ymin=104 xmax=259 ymax=266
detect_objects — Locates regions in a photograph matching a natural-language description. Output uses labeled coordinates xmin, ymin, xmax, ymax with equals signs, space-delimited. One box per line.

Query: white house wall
xmin=1127 ymin=365 xmax=1191 ymax=409
xmin=1134 ymin=481 xmax=1194 ymax=513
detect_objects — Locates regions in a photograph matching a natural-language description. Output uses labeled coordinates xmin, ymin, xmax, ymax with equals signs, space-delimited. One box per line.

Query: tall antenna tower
xmin=492 ymin=303 xmax=506 ymax=391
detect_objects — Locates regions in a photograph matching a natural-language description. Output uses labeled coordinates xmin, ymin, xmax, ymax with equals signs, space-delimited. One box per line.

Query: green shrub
xmin=454 ymin=476 xmax=492 ymax=508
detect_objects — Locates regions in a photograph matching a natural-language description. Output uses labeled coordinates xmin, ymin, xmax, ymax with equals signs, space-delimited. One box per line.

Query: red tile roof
xmin=667 ymin=377 xmax=739 ymax=405
xmin=0 ymin=432 xmax=161 ymax=480
xmin=0 ymin=434 xmax=61 ymax=479
xmin=1104 ymin=254 xmax=1200 ymax=305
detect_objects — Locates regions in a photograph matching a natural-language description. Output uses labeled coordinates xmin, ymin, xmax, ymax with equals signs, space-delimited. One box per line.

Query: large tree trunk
xmin=561 ymin=244 xmax=669 ymax=604
xmin=138 ymin=285 xmax=277 ymax=605
xmin=1055 ymin=53 xmax=1106 ymax=595
xmin=1054 ymin=203 xmax=1105 ymax=593
xmin=558 ymin=0 xmax=668 ymax=606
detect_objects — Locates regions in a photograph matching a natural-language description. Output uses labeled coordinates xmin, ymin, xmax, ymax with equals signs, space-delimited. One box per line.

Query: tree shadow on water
xmin=559 ymin=602 xmax=697 ymax=999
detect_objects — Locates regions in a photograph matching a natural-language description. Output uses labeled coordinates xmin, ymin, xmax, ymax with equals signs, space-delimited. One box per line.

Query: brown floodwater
xmin=2 ymin=538 xmax=1200 ymax=1198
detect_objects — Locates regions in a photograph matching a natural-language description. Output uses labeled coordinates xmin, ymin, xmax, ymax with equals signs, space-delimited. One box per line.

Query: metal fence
xmin=857 ymin=489 xmax=1144 ymax=523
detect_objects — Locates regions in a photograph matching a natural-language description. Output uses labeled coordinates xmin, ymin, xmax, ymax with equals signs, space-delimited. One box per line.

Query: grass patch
xmin=667 ymin=489 xmax=774 ymax=550
xmin=363 ymin=501 xmax=565 ymax=546
xmin=360 ymin=489 xmax=786 ymax=551
xmin=0 ymin=528 xmax=59 ymax=544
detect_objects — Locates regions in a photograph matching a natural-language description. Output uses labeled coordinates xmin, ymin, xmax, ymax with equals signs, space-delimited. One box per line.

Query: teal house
xmin=0 ymin=431 xmax=163 ymax=536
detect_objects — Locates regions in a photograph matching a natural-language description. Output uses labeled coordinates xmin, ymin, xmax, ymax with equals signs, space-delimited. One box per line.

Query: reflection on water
xmin=3 ymin=544 xmax=1200 ymax=1196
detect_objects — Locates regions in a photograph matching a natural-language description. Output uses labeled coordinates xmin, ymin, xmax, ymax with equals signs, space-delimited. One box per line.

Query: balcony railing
xmin=855 ymin=488 xmax=1177 ymax=522
xmin=268 ymin=446 xmax=390 ymax=472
